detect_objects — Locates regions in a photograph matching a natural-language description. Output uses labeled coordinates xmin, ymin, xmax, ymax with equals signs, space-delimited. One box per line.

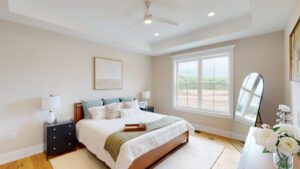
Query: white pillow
xmin=119 ymin=108 xmax=135 ymax=118
xmin=123 ymin=100 xmax=140 ymax=111
xmin=88 ymin=106 xmax=106 ymax=120
xmin=105 ymin=103 xmax=121 ymax=119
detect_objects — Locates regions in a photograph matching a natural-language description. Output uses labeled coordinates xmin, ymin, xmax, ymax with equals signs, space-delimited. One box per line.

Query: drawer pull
xmin=53 ymin=147 xmax=56 ymax=150
xmin=68 ymin=125 xmax=72 ymax=128
xmin=68 ymin=132 xmax=72 ymax=135
xmin=53 ymin=136 xmax=56 ymax=139
xmin=53 ymin=128 xmax=56 ymax=131
xmin=68 ymin=143 xmax=72 ymax=146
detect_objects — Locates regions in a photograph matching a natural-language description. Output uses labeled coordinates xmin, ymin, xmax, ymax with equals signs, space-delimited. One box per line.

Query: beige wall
xmin=0 ymin=20 xmax=152 ymax=155
xmin=284 ymin=0 xmax=300 ymax=128
xmin=153 ymin=31 xmax=284 ymax=133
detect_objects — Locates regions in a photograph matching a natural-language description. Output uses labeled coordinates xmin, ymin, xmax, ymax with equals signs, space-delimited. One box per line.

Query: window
xmin=172 ymin=46 xmax=234 ymax=118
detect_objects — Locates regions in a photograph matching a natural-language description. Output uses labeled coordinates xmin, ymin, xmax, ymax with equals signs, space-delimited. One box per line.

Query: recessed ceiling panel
xmin=9 ymin=0 xmax=250 ymax=43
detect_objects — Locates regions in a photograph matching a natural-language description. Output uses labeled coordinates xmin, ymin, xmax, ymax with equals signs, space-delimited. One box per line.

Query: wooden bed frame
xmin=74 ymin=103 xmax=189 ymax=169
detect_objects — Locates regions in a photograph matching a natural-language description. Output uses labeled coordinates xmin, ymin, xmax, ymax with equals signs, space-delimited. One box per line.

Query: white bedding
xmin=76 ymin=111 xmax=194 ymax=169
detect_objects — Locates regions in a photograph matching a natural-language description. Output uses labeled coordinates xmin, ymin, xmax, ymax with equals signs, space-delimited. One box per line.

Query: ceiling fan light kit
xmin=144 ymin=15 xmax=152 ymax=24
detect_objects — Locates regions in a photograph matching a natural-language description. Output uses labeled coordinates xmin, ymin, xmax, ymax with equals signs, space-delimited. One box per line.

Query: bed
xmin=74 ymin=103 xmax=193 ymax=169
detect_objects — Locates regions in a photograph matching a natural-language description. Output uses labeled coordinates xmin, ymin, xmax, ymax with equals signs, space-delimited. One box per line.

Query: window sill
xmin=172 ymin=107 xmax=233 ymax=119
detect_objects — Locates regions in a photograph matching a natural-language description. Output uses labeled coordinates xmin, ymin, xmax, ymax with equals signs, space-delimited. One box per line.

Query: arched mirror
xmin=231 ymin=72 xmax=264 ymax=142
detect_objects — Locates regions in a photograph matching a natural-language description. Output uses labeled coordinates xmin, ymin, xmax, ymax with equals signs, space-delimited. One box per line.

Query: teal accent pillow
xmin=120 ymin=97 xmax=134 ymax=102
xmin=103 ymin=98 xmax=120 ymax=105
xmin=81 ymin=99 xmax=103 ymax=118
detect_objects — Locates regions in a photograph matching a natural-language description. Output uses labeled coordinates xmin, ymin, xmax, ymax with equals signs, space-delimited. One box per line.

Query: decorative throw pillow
xmin=119 ymin=108 xmax=135 ymax=118
xmin=120 ymin=97 xmax=134 ymax=102
xmin=88 ymin=106 xmax=106 ymax=120
xmin=105 ymin=103 xmax=121 ymax=119
xmin=81 ymin=99 xmax=104 ymax=119
xmin=123 ymin=100 xmax=140 ymax=111
xmin=103 ymin=98 xmax=120 ymax=105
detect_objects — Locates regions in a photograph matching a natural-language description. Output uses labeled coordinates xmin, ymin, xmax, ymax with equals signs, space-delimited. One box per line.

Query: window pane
xmin=236 ymin=89 xmax=251 ymax=117
xmin=244 ymin=96 xmax=261 ymax=122
xmin=214 ymin=57 xmax=229 ymax=83
xmin=202 ymin=58 xmax=214 ymax=83
xmin=214 ymin=83 xmax=229 ymax=113
xmin=201 ymin=84 xmax=213 ymax=110
xmin=177 ymin=88 xmax=187 ymax=107
xmin=244 ymin=73 xmax=258 ymax=90
xmin=177 ymin=61 xmax=198 ymax=108
xmin=178 ymin=61 xmax=198 ymax=78
xmin=255 ymin=79 xmax=263 ymax=96
xmin=187 ymin=83 xmax=198 ymax=108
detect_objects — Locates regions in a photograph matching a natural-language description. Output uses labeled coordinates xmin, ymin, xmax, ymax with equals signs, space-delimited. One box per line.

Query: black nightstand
xmin=44 ymin=120 xmax=76 ymax=159
xmin=140 ymin=106 xmax=154 ymax=112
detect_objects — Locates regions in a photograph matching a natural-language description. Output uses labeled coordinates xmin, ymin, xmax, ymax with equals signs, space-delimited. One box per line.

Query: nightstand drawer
xmin=47 ymin=139 xmax=76 ymax=155
xmin=47 ymin=129 xmax=75 ymax=140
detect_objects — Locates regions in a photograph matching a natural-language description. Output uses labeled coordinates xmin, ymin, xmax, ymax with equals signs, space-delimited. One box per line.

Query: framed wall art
xmin=94 ymin=57 xmax=123 ymax=90
xmin=290 ymin=17 xmax=300 ymax=82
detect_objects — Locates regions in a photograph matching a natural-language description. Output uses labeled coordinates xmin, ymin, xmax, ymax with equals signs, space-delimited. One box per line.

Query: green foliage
xmin=273 ymin=127 xmax=280 ymax=132
xmin=178 ymin=76 xmax=228 ymax=90
xmin=262 ymin=148 xmax=271 ymax=153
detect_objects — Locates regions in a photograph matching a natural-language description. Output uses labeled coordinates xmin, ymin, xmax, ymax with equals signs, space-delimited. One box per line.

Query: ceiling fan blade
xmin=129 ymin=17 xmax=144 ymax=27
xmin=153 ymin=16 xmax=179 ymax=26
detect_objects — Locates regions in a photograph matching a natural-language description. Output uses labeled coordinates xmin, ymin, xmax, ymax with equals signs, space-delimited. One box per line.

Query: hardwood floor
xmin=0 ymin=132 xmax=243 ymax=169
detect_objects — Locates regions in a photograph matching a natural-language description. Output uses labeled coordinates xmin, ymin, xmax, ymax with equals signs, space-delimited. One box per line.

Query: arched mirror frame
xmin=231 ymin=72 xmax=264 ymax=142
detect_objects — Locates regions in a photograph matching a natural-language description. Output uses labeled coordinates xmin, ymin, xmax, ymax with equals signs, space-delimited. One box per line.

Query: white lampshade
xmin=142 ymin=91 xmax=151 ymax=99
xmin=42 ymin=95 xmax=61 ymax=111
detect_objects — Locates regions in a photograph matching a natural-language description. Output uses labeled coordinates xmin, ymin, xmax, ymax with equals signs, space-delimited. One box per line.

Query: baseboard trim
xmin=0 ymin=144 xmax=44 ymax=165
xmin=191 ymin=123 xmax=247 ymax=141
xmin=231 ymin=132 xmax=247 ymax=141
xmin=191 ymin=123 xmax=232 ymax=138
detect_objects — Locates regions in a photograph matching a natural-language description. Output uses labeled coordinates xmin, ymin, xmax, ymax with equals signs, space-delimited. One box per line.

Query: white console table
xmin=238 ymin=127 xmax=300 ymax=169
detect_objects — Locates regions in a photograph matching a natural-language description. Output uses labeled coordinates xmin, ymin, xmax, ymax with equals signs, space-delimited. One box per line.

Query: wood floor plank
xmin=16 ymin=157 xmax=34 ymax=169
xmin=30 ymin=153 xmax=53 ymax=169
xmin=0 ymin=132 xmax=242 ymax=169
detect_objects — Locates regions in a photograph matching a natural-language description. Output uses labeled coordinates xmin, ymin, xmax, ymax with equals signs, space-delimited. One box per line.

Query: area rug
xmin=50 ymin=136 xmax=224 ymax=169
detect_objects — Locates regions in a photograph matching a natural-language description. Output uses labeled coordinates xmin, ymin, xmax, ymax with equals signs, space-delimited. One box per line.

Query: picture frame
xmin=94 ymin=57 xmax=123 ymax=90
xmin=290 ymin=17 xmax=300 ymax=82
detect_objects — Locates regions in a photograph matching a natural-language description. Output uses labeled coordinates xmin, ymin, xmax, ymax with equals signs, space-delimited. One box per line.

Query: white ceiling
xmin=0 ymin=0 xmax=294 ymax=56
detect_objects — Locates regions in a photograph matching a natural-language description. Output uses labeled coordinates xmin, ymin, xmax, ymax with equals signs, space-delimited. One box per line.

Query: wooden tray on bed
xmin=124 ymin=123 xmax=146 ymax=132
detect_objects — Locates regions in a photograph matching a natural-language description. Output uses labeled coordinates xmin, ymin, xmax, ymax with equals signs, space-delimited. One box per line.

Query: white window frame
xmin=171 ymin=45 xmax=235 ymax=119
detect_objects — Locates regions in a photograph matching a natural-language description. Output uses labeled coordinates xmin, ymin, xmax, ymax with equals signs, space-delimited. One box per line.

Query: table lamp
xmin=42 ymin=95 xmax=61 ymax=124
xmin=141 ymin=91 xmax=150 ymax=107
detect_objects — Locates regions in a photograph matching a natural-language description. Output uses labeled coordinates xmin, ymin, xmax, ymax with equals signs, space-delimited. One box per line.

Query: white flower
xmin=294 ymin=129 xmax=300 ymax=141
xmin=253 ymin=128 xmax=278 ymax=152
xmin=261 ymin=124 xmax=270 ymax=129
xmin=276 ymin=124 xmax=297 ymax=137
xmin=278 ymin=137 xmax=300 ymax=155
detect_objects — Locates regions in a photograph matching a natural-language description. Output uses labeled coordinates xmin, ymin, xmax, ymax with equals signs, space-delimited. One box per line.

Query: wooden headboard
xmin=74 ymin=103 xmax=84 ymax=123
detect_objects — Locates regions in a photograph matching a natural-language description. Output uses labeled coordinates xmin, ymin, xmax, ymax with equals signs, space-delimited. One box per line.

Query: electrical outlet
xmin=10 ymin=131 xmax=17 ymax=140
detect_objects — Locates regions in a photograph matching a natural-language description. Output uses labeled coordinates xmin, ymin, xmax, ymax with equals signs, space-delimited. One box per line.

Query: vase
xmin=273 ymin=151 xmax=293 ymax=169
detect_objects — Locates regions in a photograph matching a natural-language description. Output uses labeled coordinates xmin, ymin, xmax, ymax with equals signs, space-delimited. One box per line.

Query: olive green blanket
xmin=104 ymin=116 xmax=182 ymax=161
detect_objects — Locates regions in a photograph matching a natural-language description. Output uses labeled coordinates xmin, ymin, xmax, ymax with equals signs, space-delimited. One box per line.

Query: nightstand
xmin=44 ymin=120 xmax=76 ymax=159
xmin=140 ymin=106 xmax=154 ymax=112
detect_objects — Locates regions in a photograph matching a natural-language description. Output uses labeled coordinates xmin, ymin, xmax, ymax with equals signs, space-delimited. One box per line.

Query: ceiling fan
xmin=135 ymin=0 xmax=179 ymax=26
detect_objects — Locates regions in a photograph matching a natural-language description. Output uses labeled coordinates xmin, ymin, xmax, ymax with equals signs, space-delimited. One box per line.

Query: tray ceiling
xmin=0 ymin=0 xmax=294 ymax=56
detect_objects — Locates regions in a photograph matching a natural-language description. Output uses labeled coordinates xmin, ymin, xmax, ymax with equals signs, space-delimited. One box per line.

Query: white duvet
xmin=76 ymin=111 xmax=194 ymax=169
